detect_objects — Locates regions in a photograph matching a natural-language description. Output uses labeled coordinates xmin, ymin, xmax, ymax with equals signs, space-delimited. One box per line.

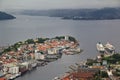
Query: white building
xmin=65 ymin=35 xmax=69 ymax=41
xmin=47 ymin=48 xmax=59 ymax=55
xmin=8 ymin=66 xmax=19 ymax=74
xmin=34 ymin=52 xmax=45 ymax=60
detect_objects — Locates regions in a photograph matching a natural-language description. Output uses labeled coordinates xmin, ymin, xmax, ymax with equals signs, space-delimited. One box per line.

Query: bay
xmin=0 ymin=15 xmax=120 ymax=80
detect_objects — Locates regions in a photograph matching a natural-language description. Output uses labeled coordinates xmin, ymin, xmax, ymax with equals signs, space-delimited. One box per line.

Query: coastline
xmin=0 ymin=36 xmax=81 ymax=80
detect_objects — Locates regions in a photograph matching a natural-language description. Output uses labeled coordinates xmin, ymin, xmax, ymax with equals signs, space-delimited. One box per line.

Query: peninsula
xmin=0 ymin=36 xmax=80 ymax=80
xmin=0 ymin=11 xmax=15 ymax=20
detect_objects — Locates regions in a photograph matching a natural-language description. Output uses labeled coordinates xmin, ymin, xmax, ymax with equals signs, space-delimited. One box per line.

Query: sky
xmin=0 ymin=0 xmax=120 ymax=10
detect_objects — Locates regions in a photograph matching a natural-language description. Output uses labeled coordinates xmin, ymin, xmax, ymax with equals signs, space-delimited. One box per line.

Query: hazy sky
xmin=0 ymin=0 xmax=120 ymax=10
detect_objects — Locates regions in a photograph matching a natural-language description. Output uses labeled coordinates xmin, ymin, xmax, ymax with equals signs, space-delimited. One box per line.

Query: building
xmin=65 ymin=36 xmax=69 ymax=41
xmin=34 ymin=52 xmax=45 ymax=60
xmin=47 ymin=48 xmax=59 ymax=55
xmin=61 ymin=68 xmax=99 ymax=80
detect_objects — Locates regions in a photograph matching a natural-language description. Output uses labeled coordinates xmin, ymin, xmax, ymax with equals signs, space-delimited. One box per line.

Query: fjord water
xmin=0 ymin=15 xmax=120 ymax=80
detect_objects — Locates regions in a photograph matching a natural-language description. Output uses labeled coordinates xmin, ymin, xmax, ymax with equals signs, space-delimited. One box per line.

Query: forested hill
xmin=21 ymin=8 xmax=120 ymax=20
xmin=0 ymin=11 xmax=15 ymax=20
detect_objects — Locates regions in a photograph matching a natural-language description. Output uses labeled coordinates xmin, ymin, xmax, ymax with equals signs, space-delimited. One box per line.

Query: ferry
xmin=104 ymin=42 xmax=115 ymax=54
xmin=96 ymin=42 xmax=105 ymax=53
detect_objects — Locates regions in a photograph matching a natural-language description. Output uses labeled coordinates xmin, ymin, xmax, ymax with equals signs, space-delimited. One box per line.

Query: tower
xmin=65 ymin=35 xmax=69 ymax=40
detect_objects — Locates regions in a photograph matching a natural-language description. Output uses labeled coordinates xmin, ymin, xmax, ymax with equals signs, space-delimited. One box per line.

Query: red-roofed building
xmin=0 ymin=78 xmax=6 ymax=80
xmin=61 ymin=72 xmax=96 ymax=80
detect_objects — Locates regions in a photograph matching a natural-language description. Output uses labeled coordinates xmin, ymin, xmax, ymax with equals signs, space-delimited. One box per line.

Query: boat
xmin=31 ymin=62 xmax=37 ymax=68
xmin=9 ymin=74 xmax=16 ymax=80
xmin=53 ymin=77 xmax=61 ymax=80
xmin=19 ymin=65 xmax=28 ymax=74
xmin=46 ymin=54 xmax=60 ymax=59
xmin=104 ymin=42 xmax=115 ymax=54
xmin=96 ymin=42 xmax=105 ymax=53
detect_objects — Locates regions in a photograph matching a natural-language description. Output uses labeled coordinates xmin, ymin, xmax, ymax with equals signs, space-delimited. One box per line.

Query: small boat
xmin=96 ymin=42 xmax=105 ymax=53
xmin=105 ymin=42 xmax=115 ymax=53
xmin=9 ymin=74 xmax=16 ymax=80
xmin=31 ymin=62 xmax=37 ymax=68
xmin=53 ymin=76 xmax=61 ymax=80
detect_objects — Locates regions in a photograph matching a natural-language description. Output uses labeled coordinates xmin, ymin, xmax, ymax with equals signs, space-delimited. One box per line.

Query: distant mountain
xmin=0 ymin=11 xmax=15 ymax=20
xmin=21 ymin=8 xmax=120 ymax=20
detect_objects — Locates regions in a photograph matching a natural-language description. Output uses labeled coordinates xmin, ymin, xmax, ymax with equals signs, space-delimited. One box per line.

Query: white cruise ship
xmin=96 ymin=42 xmax=105 ymax=53
xmin=105 ymin=42 xmax=115 ymax=53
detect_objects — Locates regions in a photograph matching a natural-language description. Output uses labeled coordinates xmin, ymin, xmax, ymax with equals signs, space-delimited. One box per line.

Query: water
xmin=0 ymin=15 xmax=120 ymax=80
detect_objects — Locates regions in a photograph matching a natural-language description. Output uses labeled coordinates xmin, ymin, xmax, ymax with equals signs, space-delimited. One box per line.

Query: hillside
xmin=21 ymin=8 xmax=120 ymax=20
xmin=0 ymin=11 xmax=15 ymax=20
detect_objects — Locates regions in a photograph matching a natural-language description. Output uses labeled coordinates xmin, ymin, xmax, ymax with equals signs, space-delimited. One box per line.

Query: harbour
xmin=55 ymin=42 xmax=119 ymax=80
xmin=0 ymin=15 xmax=120 ymax=80
xmin=96 ymin=42 xmax=115 ymax=54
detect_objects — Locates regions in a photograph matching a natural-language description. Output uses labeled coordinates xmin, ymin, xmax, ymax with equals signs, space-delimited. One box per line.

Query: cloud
xmin=0 ymin=0 xmax=120 ymax=10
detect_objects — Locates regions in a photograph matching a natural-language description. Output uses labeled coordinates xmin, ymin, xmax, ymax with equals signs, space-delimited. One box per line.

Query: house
xmin=8 ymin=66 xmax=19 ymax=74
xmin=34 ymin=52 xmax=45 ymax=60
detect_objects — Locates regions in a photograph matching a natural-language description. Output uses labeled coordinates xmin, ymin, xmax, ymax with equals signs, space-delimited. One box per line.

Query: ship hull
xmin=96 ymin=42 xmax=105 ymax=53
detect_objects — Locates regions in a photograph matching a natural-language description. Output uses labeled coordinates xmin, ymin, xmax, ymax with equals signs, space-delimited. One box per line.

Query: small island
xmin=0 ymin=11 xmax=15 ymax=20
xmin=0 ymin=36 xmax=81 ymax=80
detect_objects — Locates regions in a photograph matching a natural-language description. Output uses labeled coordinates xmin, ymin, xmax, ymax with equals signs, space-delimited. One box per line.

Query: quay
xmin=56 ymin=42 xmax=120 ymax=80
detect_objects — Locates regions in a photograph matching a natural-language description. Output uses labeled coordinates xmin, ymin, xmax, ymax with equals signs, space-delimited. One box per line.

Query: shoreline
xmin=0 ymin=36 xmax=81 ymax=80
